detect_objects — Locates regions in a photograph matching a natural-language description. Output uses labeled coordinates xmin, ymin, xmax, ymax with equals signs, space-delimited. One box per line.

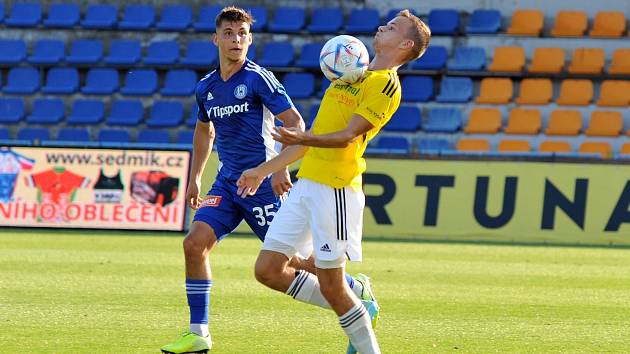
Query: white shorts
xmin=262 ymin=178 xmax=364 ymax=268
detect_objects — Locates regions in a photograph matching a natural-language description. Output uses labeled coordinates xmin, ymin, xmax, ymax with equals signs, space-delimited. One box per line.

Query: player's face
xmin=213 ymin=21 xmax=252 ymax=62
xmin=373 ymin=16 xmax=413 ymax=53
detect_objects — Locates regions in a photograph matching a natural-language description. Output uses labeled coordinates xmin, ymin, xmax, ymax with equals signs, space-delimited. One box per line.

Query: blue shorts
xmin=192 ymin=174 xmax=281 ymax=241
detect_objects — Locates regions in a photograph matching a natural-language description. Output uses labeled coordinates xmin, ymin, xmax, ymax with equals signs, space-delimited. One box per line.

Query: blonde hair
xmin=397 ymin=9 xmax=431 ymax=62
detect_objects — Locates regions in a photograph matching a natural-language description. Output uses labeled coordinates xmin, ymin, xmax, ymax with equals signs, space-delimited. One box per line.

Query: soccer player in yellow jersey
xmin=237 ymin=10 xmax=430 ymax=354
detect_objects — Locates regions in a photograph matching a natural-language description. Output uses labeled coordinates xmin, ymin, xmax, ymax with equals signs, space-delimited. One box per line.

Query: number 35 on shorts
xmin=252 ymin=204 xmax=276 ymax=226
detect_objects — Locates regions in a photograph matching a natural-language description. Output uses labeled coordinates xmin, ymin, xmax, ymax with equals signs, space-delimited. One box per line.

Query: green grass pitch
xmin=1 ymin=229 xmax=630 ymax=353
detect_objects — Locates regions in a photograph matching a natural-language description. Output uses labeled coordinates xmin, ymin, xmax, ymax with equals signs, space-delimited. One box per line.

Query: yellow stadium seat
xmin=609 ymin=49 xmax=630 ymax=75
xmin=620 ymin=142 xmax=630 ymax=155
xmin=476 ymin=78 xmax=513 ymax=104
xmin=556 ymin=79 xmax=593 ymax=106
xmin=579 ymin=141 xmax=613 ymax=158
xmin=596 ymin=81 xmax=630 ymax=107
xmin=498 ymin=140 xmax=531 ymax=152
xmin=539 ymin=140 xmax=572 ymax=153
xmin=568 ymin=48 xmax=605 ymax=74
xmin=589 ymin=11 xmax=626 ymax=38
xmin=488 ymin=47 xmax=526 ymax=72
xmin=545 ymin=110 xmax=582 ymax=136
xmin=457 ymin=138 xmax=491 ymax=152
xmin=586 ymin=111 xmax=623 ymax=137
xmin=507 ymin=9 xmax=544 ymax=36
xmin=528 ymin=48 xmax=565 ymax=73
xmin=464 ymin=108 xmax=502 ymax=134
xmin=515 ymin=78 xmax=553 ymax=105
xmin=551 ymin=11 xmax=588 ymax=37
xmin=504 ymin=108 xmax=541 ymax=135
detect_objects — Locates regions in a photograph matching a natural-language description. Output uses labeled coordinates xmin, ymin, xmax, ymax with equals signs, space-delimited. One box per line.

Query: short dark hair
xmin=397 ymin=9 xmax=431 ymax=62
xmin=215 ymin=6 xmax=255 ymax=30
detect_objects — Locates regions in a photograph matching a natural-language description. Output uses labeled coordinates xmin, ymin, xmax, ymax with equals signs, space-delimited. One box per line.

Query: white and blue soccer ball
xmin=319 ymin=35 xmax=369 ymax=84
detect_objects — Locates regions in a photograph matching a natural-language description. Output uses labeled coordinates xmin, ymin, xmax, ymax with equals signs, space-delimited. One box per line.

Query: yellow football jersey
xmin=297 ymin=69 xmax=401 ymax=191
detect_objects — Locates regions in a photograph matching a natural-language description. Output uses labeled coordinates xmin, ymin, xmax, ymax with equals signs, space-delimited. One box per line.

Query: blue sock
xmin=345 ymin=274 xmax=363 ymax=298
xmin=186 ymin=279 xmax=213 ymax=325
xmin=345 ymin=274 xmax=355 ymax=288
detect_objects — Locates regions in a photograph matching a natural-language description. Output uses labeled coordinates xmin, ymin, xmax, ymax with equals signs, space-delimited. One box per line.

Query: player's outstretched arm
xmin=186 ymin=120 xmax=215 ymax=209
xmin=269 ymin=107 xmax=305 ymax=195
xmin=272 ymin=114 xmax=374 ymax=148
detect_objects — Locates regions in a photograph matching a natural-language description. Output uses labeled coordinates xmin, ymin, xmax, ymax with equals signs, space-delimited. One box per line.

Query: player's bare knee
xmin=183 ymin=225 xmax=217 ymax=259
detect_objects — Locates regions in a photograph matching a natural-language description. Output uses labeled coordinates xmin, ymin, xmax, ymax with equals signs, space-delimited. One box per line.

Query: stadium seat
xmin=138 ymin=130 xmax=170 ymax=144
xmin=498 ymin=140 xmax=531 ymax=152
xmin=98 ymin=129 xmax=130 ymax=143
xmin=568 ymin=48 xmax=605 ymax=74
xmin=146 ymin=101 xmax=184 ymax=127
xmin=417 ymin=138 xmax=451 ymax=153
xmin=247 ymin=7 xmax=267 ymax=32
xmin=106 ymin=100 xmax=144 ymax=126
xmin=317 ymin=77 xmax=331 ymax=98
xmin=157 ymin=5 xmax=192 ymax=31
xmin=181 ymin=40 xmax=218 ymax=68
xmin=488 ymin=47 xmax=525 ymax=72
xmin=515 ymin=78 xmax=553 ymax=105
xmin=609 ymin=49 xmax=630 ymax=75
xmin=427 ymin=9 xmax=460 ymax=35
xmin=295 ymin=42 xmax=324 ymax=69
xmin=81 ymin=68 xmax=119 ymax=95
xmin=247 ymin=43 xmax=257 ymax=61
xmin=4 ymin=67 xmax=40 ymax=94
xmin=176 ymin=130 xmax=194 ymax=145
xmin=424 ymin=107 xmax=462 ymax=133
xmin=26 ymin=98 xmax=65 ymax=124
xmin=539 ymin=140 xmax=572 ymax=153
xmin=411 ymin=45 xmax=448 ymax=70
xmin=27 ymin=39 xmax=65 ymax=65
xmin=104 ymin=40 xmax=142 ymax=66
xmin=66 ymin=39 xmax=103 ymax=65
xmin=42 ymin=67 xmax=79 ymax=94
xmin=476 ymin=78 xmax=513 ymax=104
xmin=257 ymin=41 xmax=293 ymax=67
xmin=193 ymin=5 xmax=221 ymax=32
xmin=81 ymin=4 xmax=117 ymax=29
xmin=186 ymin=103 xmax=199 ymax=127
xmin=161 ymin=70 xmax=197 ymax=96
xmin=436 ymin=77 xmax=473 ymax=102
xmin=464 ymin=108 xmax=501 ymax=134
xmin=386 ymin=8 xmax=417 ymax=22
xmin=401 ymin=76 xmax=433 ymax=102
xmin=545 ymin=110 xmax=582 ymax=135
xmin=0 ymin=98 xmax=25 ymax=124
xmin=144 ymin=40 xmax=180 ymax=65
xmin=589 ymin=11 xmax=626 ymax=38
xmin=17 ymin=127 xmax=49 ymax=142
xmin=67 ymin=100 xmax=105 ymax=125
xmin=619 ymin=143 xmax=630 ymax=156
xmin=306 ymin=104 xmax=319 ymax=128
xmin=465 ymin=9 xmax=501 ymax=34
xmin=376 ymin=136 xmax=410 ymax=153
xmin=551 ymin=11 xmax=587 ymax=37
xmin=307 ymin=8 xmax=342 ymax=33
xmin=506 ymin=9 xmax=543 ymax=36
xmin=0 ymin=4 xmax=5 ymax=24
xmin=121 ymin=70 xmax=158 ymax=96
xmin=282 ymin=73 xmax=315 ymax=99
xmin=596 ymin=81 xmax=630 ymax=107
xmin=267 ymin=7 xmax=304 ymax=33
xmin=57 ymin=128 xmax=90 ymax=142
xmin=579 ymin=141 xmax=612 ymax=158
xmin=586 ymin=111 xmax=623 ymax=137
xmin=448 ymin=47 xmax=485 ymax=71
xmin=528 ymin=48 xmax=565 ymax=73
xmin=6 ymin=2 xmax=42 ymax=27
xmin=44 ymin=3 xmax=80 ymax=28
xmin=119 ymin=4 xmax=155 ymax=30
xmin=0 ymin=128 xmax=8 ymax=140
xmin=504 ymin=108 xmax=541 ymax=135
xmin=0 ymin=39 xmax=27 ymax=65
xmin=344 ymin=8 xmax=380 ymax=34
xmin=383 ymin=106 xmax=421 ymax=132
xmin=556 ymin=79 xmax=593 ymax=106
xmin=457 ymin=138 xmax=490 ymax=152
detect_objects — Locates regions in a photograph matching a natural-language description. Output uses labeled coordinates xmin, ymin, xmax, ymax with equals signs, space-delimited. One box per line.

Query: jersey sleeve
xmin=253 ymin=69 xmax=294 ymax=115
xmin=354 ymin=73 xmax=399 ymax=128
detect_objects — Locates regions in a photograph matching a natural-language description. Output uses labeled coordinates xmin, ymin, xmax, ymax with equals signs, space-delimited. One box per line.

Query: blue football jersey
xmin=195 ymin=59 xmax=294 ymax=182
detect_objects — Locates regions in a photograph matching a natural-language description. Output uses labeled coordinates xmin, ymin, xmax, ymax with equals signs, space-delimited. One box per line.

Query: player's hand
xmin=271 ymin=168 xmax=293 ymax=196
xmin=186 ymin=180 xmax=203 ymax=209
xmin=237 ymin=168 xmax=265 ymax=198
xmin=272 ymin=126 xmax=307 ymax=145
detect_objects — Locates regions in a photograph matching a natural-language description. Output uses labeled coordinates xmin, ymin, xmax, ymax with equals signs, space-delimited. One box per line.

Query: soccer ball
xmin=319 ymin=35 xmax=369 ymax=84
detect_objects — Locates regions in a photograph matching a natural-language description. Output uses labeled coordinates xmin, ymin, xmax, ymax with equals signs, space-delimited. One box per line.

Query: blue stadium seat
xmin=318 ymin=77 xmax=331 ymax=98
xmin=247 ymin=43 xmax=257 ymax=61
xmin=57 ymin=128 xmax=90 ymax=142
xmin=157 ymin=5 xmax=192 ymax=31
xmin=119 ymin=4 xmax=155 ymax=30
xmin=144 ymin=40 xmax=179 ymax=65
xmin=465 ymin=9 xmax=501 ymax=34
xmin=424 ymin=108 xmax=462 ymax=133
xmin=307 ymin=104 xmax=319 ymax=128
xmin=42 ymin=67 xmax=79 ymax=94
xmin=27 ymin=39 xmax=65 ymax=65
xmin=428 ymin=9 xmax=460 ymax=35
xmin=0 ymin=4 xmax=4 ymax=24
xmin=384 ymin=106 xmax=421 ymax=132
xmin=17 ymin=127 xmax=49 ymax=142
xmin=44 ymin=3 xmax=80 ymax=28
xmin=0 ymin=98 xmax=25 ymax=124
xmin=106 ymin=100 xmax=144 ymax=126
xmin=386 ymin=8 xmax=417 ymax=22
xmin=81 ymin=68 xmax=119 ymax=95
xmin=268 ymin=7 xmax=304 ymax=33
xmin=181 ymin=40 xmax=218 ymax=67
xmin=4 ymin=67 xmax=39 ymax=94
xmin=411 ymin=45 xmax=448 ymax=70
xmin=81 ymin=4 xmax=117 ymax=29
xmin=401 ymin=76 xmax=433 ymax=102
xmin=417 ymin=138 xmax=451 ymax=153
xmin=307 ymin=8 xmax=342 ymax=33
xmin=146 ymin=101 xmax=184 ymax=127
xmin=104 ymin=40 xmax=141 ymax=66
xmin=436 ymin=77 xmax=473 ymax=102
xmin=345 ymin=8 xmax=379 ymax=34
xmin=161 ymin=70 xmax=197 ymax=96
xmin=0 ymin=128 xmax=8 ymax=140
xmin=0 ymin=39 xmax=26 ymax=65
xmin=98 ymin=129 xmax=130 ymax=143
xmin=257 ymin=41 xmax=293 ymax=67
xmin=186 ymin=103 xmax=199 ymax=127
xmin=66 ymin=39 xmax=103 ymax=65
xmin=137 ymin=130 xmax=170 ymax=144
xmin=26 ymin=98 xmax=65 ymax=124
xmin=67 ymin=100 xmax=105 ymax=125
xmin=377 ymin=136 xmax=410 ymax=153
xmin=283 ymin=73 xmax=315 ymax=99
xmin=247 ymin=7 xmax=267 ymax=32
xmin=6 ymin=2 xmax=42 ymax=27
xmin=193 ymin=5 xmax=221 ymax=32
xmin=295 ymin=42 xmax=323 ymax=68
xmin=176 ymin=130 xmax=194 ymax=145
xmin=121 ymin=69 xmax=158 ymax=96
xmin=449 ymin=47 xmax=486 ymax=71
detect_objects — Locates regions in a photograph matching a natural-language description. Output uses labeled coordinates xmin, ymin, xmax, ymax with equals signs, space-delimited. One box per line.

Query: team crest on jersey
xmin=234 ymin=84 xmax=247 ymax=99
xmin=207 ymin=92 xmax=214 ymax=100
xmin=200 ymin=195 xmax=222 ymax=207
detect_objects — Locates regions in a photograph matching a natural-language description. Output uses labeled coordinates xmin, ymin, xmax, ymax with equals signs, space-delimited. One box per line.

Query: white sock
xmin=286 ymin=269 xmax=331 ymax=309
xmin=339 ymin=303 xmax=380 ymax=354
xmin=189 ymin=323 xmax=209 ymax=337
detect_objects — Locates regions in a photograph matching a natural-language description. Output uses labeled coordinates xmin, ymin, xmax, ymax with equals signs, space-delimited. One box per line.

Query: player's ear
xmin=212 ymin=33 xmax=218 ymax=46
xmin=399 ymin=39 xmax=414 ymax=51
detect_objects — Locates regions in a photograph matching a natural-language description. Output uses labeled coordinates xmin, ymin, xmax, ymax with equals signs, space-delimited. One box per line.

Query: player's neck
xmin=368 ymin=54 xmax=401 ymax=72
xmin=218 ymin=57 xmax=246 ymax=81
